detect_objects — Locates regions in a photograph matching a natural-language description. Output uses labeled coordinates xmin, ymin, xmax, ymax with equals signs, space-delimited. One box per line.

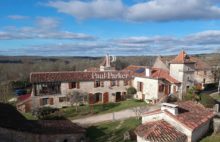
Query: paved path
xmin=71 ymin=104 xmax=160 ymax=125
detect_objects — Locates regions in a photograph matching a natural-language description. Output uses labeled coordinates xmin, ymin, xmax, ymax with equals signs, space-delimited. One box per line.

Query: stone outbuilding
xmin=0 ymin=103 xmax=86 ymax=142
xmin=135 ymin=101 xmax=215 ymax=142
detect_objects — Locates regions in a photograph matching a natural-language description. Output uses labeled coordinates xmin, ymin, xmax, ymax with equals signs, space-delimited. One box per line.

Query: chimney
xmin=105 ymin=54 xmax=110 ymax=67
xmin=161 ymin=103 xmax=178 ymax=115
xmin=145 ymin=68 xmax=151 ymax=77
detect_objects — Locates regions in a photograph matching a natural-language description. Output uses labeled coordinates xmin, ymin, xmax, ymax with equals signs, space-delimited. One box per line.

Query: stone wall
xmin=0 ymin=126 xmax=85 ymax=142
xmin=133 ymin=77 xmax=159 ymax=101
xmin=191 ymin=120 xmax=211 ymax=142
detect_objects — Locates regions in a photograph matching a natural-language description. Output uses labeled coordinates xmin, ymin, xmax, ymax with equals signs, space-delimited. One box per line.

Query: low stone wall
xmin=0 ymin=126 xmax=85 ymax=142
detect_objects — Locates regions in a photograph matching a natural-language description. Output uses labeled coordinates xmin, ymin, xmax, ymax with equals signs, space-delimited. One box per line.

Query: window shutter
xmin=101 ymin=81 xmax=104 ymax=87
xmin=94 ymin=81 xmax=96 ymax=88
xmin=69 ymin=83 xmax=72 ymax=89
xmin=49 ymin=98 xmax=54 ymax=105
xmin=40 ymin=99 xmax=43 ymax=106
xmin=117 ymin=80 xmax=120 ymax=86
xmin=77 ymin=82 xmax=80 ymax=89
xmin=89 ymin=93 xmax=94 ymax=104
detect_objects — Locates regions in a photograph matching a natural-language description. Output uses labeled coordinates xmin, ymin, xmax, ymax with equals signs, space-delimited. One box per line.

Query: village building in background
xmin=17 ymin=51 xmax=216 ymax=112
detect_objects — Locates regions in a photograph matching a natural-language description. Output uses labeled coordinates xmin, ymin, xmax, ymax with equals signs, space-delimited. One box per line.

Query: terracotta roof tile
xmin=173 ymin=101 xmax=214 ymax=130
xmin=151 ymin=68 xmax=180 ymax=84
xmin=190 ymin=57 xmax=211 ymax=70
xmin=135 ymin=120 xmax=187 ymax=142
xmin=143 ymin=101 xmax=214 ymax=131
xmin=30 ymin=71 xmax=132 ymax=83
xmin=170 ymin=50 xmax=195 ymax=64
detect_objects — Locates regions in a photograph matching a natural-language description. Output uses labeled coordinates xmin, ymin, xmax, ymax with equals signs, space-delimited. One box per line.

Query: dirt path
xmin=71 ymin=104 xmax=160 ymax=125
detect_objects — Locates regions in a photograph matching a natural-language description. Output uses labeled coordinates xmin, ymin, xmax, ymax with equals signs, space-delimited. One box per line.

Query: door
xmin=103 ymin=92 xmax=109 ymax=104
xmin=89 ymin=93 xmax=94 ymax=104
xmin=164 ymin=85 xmax=169 ymax=95
xmin=116 ymin=92 xmax=121 ymax=102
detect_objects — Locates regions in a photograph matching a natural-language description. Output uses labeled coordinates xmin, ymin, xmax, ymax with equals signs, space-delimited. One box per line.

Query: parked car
xmin=15 ymin=89 xmax=27 ymax=96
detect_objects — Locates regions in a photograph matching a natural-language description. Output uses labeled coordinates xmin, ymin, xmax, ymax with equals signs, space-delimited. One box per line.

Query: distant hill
xmin=0 ymin=53 xmax=219 ymax=82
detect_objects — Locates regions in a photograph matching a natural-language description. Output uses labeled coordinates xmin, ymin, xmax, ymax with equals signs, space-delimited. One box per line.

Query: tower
xmin=169 ymin=51 xmax=195 ymax=99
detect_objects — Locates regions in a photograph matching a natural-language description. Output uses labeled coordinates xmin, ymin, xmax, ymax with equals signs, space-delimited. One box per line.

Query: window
xmin=187 ymin=76 xmax=190 ymax=81
xmin=69 ymin=82 xmax=80 ymax=89
xmin=111 ymin=80 xmax=116 ymax=87
xmin=94 ymin=81 xmax=101 ymax=87
xmin=137 ymin=82 xmax=143 ymax=92
xmin=59 ymin=97 xmax=67 ymax=102
xmin=41 ymin=98 xmax=49 ymax=106
xmin=42 ymin=98 xmax=49 ymax=105
xmin=38 ymin=83 xmax=61 ymax=95
xmin=101 ymin=81 xmax=104 ymax=87
xmin=69 ymin=82 xmax=76 ymax=89
xmin=124 ymin=80 xmax=128 ymax=86
xmin=203 ymin=78 xmax=206 ymax=83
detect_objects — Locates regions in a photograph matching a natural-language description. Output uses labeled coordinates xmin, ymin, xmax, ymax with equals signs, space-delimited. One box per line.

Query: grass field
xmin=22 ymin=99 xmax=147 ymax=120
xmin=210 ymin=92 xmax=220 ymax=100
xmin=62 ymin=99 xmax=147 ymax=119
xmin=87 ymin=118 xmax=141 ymax=142
xmin=200 ymin=134 xmax=220 ymax=142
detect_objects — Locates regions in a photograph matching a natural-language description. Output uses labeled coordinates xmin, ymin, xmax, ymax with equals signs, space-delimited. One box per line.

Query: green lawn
xmin=22 ymin=112 xmax=37 ymax=120
xmin=210 ymin=92 xmax=220 ymax=100
xmin=62 ymin=99 xmax=147 ymax=119
xmin=87 ymin=117 xmax=141 ymax=142
xmin=22 ymin=99 xmax=147 ymax=120
xmin=200 ymin=134 xmax=220 ymax=142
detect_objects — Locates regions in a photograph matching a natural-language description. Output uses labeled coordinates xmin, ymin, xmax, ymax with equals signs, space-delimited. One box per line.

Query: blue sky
xmin=0 ymin=0 xmax=220 ymax=56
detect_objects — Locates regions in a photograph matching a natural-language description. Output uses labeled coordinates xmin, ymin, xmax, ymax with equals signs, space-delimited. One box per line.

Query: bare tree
xmin=132 ymin=106 xmax=149 ymax=119
xmin=0 ymin=82 xmax=13 ymax=103
xmin=68 ymin=91 xmax=87 ymax=112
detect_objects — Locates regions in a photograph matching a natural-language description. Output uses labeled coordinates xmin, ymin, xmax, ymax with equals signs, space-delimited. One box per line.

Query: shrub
xmin=183 ymin=86 xmax=200 ymax=101
xmin=167 ymin=95 xmax=178 ymax=103
xmin=127 ymin=87 xmax=137 ymax=95
xmin=33 ymin=107 xmax=60 ymax=119
xmin=200 ymin=94 xmax=216 ymax=108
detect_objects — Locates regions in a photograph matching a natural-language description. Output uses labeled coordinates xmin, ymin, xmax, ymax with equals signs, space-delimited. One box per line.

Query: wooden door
xmin=103 ymin=92 xmax=109 ymax=104
xmin=89 ymin=93 xmax=94 ymax=104
xmin=164 ymin=85 xmax=169 ymax=95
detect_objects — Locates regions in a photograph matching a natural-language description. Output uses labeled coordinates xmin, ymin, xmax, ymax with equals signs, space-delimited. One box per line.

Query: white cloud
xmin=48 ymin=0 xmax=220 ymax=22
xmin=111 ymin=30 xmax=220 ymax=54
xmin=48 ymin=0 xmax=125 ymax=20
xmin=0 ymin=17 xmax=96 ymax=40
xmin=36 ymin=17 xmax=60 ymax=29
xmin=7 ymin=15 xmax=29 ymax=20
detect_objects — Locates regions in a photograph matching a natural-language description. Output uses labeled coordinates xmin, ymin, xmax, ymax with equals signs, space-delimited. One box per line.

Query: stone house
xmin=29 ymin=71 xmax=132 ymax=109
xmin=169 ymin=51 xmax=196 ymax=98
xmin=135 ymin=101 xmax=215 ymax=142
xmin=153 ymin=51 xmax=215 ymax=99
xmin=123 ymin=65 xmax=180 ymax=103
